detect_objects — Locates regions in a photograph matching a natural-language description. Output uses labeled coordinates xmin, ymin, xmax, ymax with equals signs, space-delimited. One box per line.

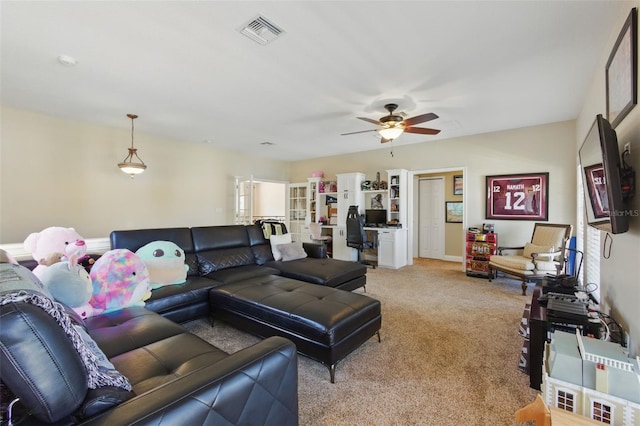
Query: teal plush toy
xmin=135 ymin=241 xmax=188 ymax=289
xmin=40 ymin=254 xmax=95 ymax=319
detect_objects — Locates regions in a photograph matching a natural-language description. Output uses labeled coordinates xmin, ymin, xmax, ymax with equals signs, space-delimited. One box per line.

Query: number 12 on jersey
xmin=486 ymin=173 xmax=549 ymax=220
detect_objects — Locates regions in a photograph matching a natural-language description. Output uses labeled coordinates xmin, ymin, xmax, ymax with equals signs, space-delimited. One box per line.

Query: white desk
xmin=364 ymin=227 xmax=407 ymax=269
xmin=321 ymin=225 xmax=406 ymax=269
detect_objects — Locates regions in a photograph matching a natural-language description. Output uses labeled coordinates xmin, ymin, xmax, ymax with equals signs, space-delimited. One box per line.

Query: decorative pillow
xmin=0 ymin=263 xmax=52 ymax=299
xmin=278 ymin=242 xmax=308 ymax=262
xmin=269 ymin=233 xmax=292 ymax=261
xmin=260 ymin=221 xmax=287 ymax=239
xmin=523 ymin=242 xmax=555 ymax=260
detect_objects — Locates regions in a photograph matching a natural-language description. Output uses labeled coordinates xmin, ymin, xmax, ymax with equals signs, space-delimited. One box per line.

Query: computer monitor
xmin=365 ymin=209 xmax=387 ymax=226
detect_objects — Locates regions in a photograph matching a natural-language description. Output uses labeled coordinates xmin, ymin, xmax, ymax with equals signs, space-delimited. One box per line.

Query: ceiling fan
xmin=341 ymin=103 xmax=440 ymax=143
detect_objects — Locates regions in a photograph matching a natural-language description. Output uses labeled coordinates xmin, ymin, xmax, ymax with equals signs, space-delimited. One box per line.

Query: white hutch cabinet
xmin=333 ymin=172 xmax=365 ymax=261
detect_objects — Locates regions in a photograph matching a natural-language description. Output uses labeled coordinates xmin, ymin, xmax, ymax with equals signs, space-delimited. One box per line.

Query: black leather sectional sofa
xmin=0 ymin=263 xmax=298 ymax=425
xmin=110 ymin=224 xmax=381 ymax=383
xmin=0 ymin=224 xmax=379 ymax=424
xmin=109 ymin=224 xmax=369 ymax=323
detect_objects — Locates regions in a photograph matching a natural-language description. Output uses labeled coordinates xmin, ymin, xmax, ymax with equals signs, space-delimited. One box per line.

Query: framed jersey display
xmin=486 ymin=172 xmax=549 ymax=221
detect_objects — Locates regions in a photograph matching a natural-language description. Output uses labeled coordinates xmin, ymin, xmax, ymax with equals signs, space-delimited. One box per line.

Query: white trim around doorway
xmin=407 ymin=166 xmax=467 ymax=271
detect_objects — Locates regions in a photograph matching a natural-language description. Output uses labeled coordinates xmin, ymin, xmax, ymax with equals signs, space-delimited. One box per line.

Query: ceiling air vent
xmin=239 ymin=15 xmax=285 ymax=45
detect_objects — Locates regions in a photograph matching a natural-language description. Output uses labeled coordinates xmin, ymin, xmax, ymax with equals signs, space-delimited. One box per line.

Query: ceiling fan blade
xmin=341 ymin=129 xmax=378 ymax=136
xmin=357 ymin=117 xmax=383 ymax=125
xmin=403 ymin=112 xmax=438 ymax=126
xmin=405 ymin=126 xmax=441 ymax=135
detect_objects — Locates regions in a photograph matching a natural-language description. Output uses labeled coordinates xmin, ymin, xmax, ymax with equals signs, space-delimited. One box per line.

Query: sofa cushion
xmin=84 ymin=306 xmax=187 ymax=358
xmin=204 ymin=264 xmax=281 ymax=284
xmin=267 ymin=257 xmax=366 ymax=288
xmin=83 ymin=307 xmax=229 ymax=396
xmin=278 ymin=242 xmax=308 ymax=261
xmin=110 ymin=332 xmax=229 ymax=394
xmin=142 ymin=276 xmax=222 ymax=316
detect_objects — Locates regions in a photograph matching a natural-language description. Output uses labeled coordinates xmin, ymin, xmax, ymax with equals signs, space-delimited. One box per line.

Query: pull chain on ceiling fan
xmin=341 ymin=103 xmax=441 ymax=144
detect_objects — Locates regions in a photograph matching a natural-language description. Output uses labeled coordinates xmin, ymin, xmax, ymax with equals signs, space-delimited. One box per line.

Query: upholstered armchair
xmin=488 ymin=223 xmax=572 ymax=295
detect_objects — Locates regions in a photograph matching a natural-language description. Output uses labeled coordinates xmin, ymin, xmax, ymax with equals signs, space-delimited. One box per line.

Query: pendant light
xmin=118 ymin=113 xmax=147 ymax=177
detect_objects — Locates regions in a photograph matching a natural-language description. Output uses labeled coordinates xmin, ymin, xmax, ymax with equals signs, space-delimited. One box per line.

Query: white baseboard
xmin=443 ymin=255 xmax=463 ymax=263
xmin=0 ymin=237 xmax=111 ymax=262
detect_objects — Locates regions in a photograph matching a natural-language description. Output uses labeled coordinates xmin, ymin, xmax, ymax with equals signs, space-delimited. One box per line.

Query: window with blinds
xmin=577 ymin=164 xmax=601 ymax=302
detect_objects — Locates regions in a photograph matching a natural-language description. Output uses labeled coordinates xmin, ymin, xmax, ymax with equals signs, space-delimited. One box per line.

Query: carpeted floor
xmin=184 ymin=259 xmax=538 ymax=425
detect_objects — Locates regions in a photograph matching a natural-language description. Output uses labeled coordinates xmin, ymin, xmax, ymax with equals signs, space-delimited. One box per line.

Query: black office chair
xmin=345 ymin=205 xmax=376 ymax=268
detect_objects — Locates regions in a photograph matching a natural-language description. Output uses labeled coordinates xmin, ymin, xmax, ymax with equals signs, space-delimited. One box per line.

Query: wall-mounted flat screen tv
xmin=579 ymin=114 xmax=629 ymax=234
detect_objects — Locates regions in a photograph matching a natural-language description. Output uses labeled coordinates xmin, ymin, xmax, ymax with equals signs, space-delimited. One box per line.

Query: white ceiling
xmin=0 ymin=1 xmax=627 ymax=161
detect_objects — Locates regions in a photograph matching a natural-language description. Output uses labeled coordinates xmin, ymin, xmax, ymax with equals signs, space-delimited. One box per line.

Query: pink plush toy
xmin=23 ymin=226 xmax=87 ymax=279
xmin=89 ymin=249 xmax=152 ymax=314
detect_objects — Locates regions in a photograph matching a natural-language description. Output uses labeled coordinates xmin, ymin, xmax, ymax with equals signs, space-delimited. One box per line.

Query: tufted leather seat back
xmin=0 ymin=301 xmax=88 ymax=423
xmin=192 ymin=226 xmax=256 ymax=274
xmin=246 ymin=224 xmax=275 ymax=265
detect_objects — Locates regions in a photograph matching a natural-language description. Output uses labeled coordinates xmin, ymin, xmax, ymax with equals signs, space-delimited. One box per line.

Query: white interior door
xmin=235 ymin=176 xmax=253 ymax=225
xmin=418 ymin=178 xmax=444 ymax=259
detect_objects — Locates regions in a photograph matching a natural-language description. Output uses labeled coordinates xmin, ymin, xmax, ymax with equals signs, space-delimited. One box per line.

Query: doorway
xmin=408 ymin=167 xmax=466 ymax=268
xmin=418 ymin=177 xmax=445 ymax=259
xmin=235 ymin=176 xmax=286 ymax=225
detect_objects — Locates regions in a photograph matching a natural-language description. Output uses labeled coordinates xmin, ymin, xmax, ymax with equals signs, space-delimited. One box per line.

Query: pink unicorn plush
xmin=89 ymin=249 xmax=151 ymax=314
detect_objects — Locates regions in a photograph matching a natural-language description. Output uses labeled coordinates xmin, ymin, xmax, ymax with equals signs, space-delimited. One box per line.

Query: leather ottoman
xmin=209 ymin=275 xmax=381 ymax=382
xmin=265 ymin=257 xmax=367 ymax=291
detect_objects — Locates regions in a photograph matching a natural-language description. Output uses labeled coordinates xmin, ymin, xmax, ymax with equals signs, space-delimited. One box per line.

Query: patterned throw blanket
xmin=0 ymin=290 xmax=131 ymax=391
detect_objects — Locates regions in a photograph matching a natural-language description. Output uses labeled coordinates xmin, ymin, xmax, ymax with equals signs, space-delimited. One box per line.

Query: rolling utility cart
xmin=465 ymin=230 xmax=497 ymax=278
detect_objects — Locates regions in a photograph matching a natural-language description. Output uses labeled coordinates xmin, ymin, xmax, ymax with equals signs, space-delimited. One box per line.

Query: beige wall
xmin=576 ymin=2 xmax=640 ymax=355
xmin=290 ymin=120 xmax=577 ymax=254
xmin=0 ymin=107 xmax=289 ymax=242
xmin=253 ymin=181 xmax=286 ymax=219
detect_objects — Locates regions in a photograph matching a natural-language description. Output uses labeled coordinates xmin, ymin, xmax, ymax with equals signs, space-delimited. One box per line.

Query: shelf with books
xmin=386 ymin=169 xmax=407 ymax=226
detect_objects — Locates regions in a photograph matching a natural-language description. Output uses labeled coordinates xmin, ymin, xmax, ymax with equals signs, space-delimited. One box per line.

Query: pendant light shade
xmin=118 ymin=113 xmax=147 ymax=177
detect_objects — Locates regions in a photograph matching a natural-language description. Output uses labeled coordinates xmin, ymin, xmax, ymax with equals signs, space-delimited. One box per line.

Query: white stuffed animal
xmin=23 ymin=226 xmax=87 ymax=279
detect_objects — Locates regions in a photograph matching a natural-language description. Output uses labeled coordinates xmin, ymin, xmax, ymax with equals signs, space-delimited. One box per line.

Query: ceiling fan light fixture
xmin=342 ymin=103 xmax=439 ymax=144
xmin=379 ymin=115 xmax=403 ymax=125
xmin=377 ymin=127 xmax=404 ymax=140
xmin=118 ymin=113 xmax=147 ymax=178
